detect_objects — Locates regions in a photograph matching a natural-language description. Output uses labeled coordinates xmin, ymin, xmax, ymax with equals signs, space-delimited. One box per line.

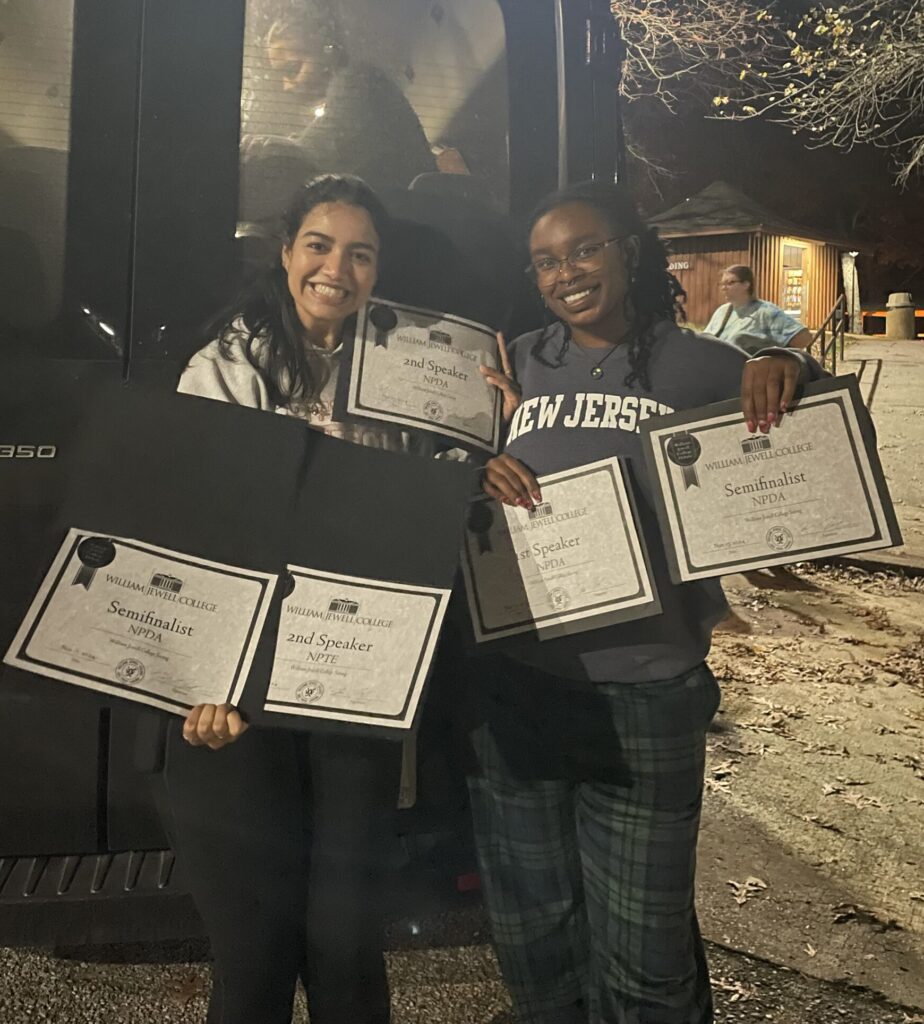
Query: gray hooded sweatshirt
xmin=500 ymin=318 xmax=822 ymax=683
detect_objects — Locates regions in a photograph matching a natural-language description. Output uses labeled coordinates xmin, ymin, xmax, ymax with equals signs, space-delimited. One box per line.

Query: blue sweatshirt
xmin=501 ymin=318 xmax=820 ymax=683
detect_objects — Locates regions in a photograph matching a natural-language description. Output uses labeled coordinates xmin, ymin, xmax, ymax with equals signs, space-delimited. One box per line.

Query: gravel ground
xmin=2 ymin=929 xmax=923 ymax=1024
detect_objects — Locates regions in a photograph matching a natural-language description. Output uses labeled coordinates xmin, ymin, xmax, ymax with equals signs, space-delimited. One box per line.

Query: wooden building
xmin=649 ymin=181 xmax=853 ymax=331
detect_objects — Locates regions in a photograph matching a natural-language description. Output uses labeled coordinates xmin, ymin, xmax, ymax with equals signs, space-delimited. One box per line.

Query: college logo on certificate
xmin=3 ymin=528 xmax=278 ymax=714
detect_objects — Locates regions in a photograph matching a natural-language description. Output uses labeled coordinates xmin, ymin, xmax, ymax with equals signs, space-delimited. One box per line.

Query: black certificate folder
xmin=6 ymin=383 xmax=307 ymax=710
xmin=59 ymin=384 xmax=306 ymax=570
xmin=241 ymin=435 xmax=473 ymax=738
xmin=640 ymin=375 xmax=902 ymax=583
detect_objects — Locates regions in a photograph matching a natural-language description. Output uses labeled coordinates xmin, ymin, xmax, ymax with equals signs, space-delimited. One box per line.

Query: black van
xmin=0 ymin=0 xmax=625 ymax=947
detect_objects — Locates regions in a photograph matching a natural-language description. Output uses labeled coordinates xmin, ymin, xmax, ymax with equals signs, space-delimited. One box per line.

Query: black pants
xmin=161 ymin=723 xmax=401 ymax=1024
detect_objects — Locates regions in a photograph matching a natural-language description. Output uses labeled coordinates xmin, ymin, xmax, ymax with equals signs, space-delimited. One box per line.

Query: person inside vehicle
xmin=466 ymin=181 xmax=824 ymax=1024
xmin=248 ymin=2 xmax=436 ymax=191
xmin=705 ymin=264 xmax=813 ymax=353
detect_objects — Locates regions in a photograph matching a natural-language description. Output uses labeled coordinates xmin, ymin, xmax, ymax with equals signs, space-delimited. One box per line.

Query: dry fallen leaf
xmin=713 ymin=976 xmax=757 ymax=1003
xmin=170 ymin=973 xmax=206 ymax=1007
xmin=832 ymin=903 xmax=902 ymax=932
xmin=842 ymin=792 xmax=885 ymax=810
xmin=801 ymin=814 xmax=844 ymax=835
xmin=727 ymin=876 xmax=768 ymax=906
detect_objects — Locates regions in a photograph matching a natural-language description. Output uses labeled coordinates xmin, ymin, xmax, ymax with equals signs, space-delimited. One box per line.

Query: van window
xmin=0 ymin=0 xmax=73 ymax=336
xmin=238 ymin=0 xmax=510 ymax=230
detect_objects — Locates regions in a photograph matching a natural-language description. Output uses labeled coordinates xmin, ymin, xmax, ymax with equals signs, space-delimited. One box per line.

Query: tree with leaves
xmin=609 ymin=0 xmax=783 ymax=109
xmin=630 ymin=0 xmax=924 ymax=185
xmin=729 ymin=1 xmax=922 ymax=184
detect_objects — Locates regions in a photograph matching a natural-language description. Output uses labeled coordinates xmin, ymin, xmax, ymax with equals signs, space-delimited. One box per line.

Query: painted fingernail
xmin=767 ymin=411 xmax=776 ymax=425
xmin=532 ymin=491 xmax=541 ymax=501
xmin=747 ymin=421 xmax=756 ymax=433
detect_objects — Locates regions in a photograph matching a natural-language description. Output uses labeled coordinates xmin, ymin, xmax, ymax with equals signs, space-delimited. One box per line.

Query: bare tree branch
xmin=610 ymin=0 xmax=924 ymax=183
xmin=610 ymin=0 xmax=785 ymax=110
xmin=715 ymin=0 xmax=924 ymax=184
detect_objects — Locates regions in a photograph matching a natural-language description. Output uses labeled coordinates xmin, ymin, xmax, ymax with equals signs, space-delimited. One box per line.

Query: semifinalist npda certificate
xmin=461 ymin=457 xmax=659 ymax=642
xmin=264 ymin=567 xmax=451 ymax=730
xmin=4 ymin=529 xmax=277 ymax=714
xmin=642 ymin=376 xmax=902 ymax=581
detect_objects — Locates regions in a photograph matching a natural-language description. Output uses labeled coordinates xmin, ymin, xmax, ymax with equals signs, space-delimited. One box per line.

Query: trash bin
xmin=886 ymin=292 xmax=915 ymax=339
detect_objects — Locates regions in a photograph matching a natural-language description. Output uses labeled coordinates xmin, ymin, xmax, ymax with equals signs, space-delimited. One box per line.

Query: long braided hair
xmin=527 ymin=180 xmax=686 ymax=391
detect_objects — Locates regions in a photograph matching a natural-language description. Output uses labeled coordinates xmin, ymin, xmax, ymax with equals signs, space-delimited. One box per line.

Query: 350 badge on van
xmin=0 ymin=445 xmax=58 ymax=458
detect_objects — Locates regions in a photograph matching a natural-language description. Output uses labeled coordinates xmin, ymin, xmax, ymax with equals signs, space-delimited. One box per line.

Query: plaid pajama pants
xmin=466 ymin=659 xmax=720 ymax=1024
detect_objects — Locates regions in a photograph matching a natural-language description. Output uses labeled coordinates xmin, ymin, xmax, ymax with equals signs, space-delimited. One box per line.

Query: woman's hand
xmin=740 ymin=353 xmax=804 ymax=434
xmin=479 ymin=332 xmax=520 ymax=423
xmin=483 ymin=454 xmax=541 ymax=508
xmin=183 ymin=703 xmax=249 ymax=750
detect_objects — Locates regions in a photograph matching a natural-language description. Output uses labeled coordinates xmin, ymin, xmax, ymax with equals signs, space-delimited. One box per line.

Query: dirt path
xmin=698 ymin=562 xmax=924 ymax=1006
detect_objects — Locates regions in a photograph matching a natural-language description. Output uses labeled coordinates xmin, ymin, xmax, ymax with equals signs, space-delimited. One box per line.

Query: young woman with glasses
xmin=466 ymin=181 xmax=824 ymax=1024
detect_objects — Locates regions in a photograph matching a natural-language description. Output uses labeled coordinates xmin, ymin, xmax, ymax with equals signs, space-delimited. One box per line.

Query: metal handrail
xmin=810 ymin=293 xmax=847 ymax=374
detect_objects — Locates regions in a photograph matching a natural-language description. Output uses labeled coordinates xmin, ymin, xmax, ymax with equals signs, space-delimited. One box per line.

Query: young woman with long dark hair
xmin=165 ymin=174 xmax=411 ymax=1024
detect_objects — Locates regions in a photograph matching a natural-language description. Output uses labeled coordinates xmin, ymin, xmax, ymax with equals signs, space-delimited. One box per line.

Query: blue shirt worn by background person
xmin=705 ymin=299 xmax=806 ymax=352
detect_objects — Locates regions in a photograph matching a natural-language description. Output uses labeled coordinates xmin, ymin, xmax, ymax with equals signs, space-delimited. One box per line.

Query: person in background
xmin=705 ymin=264 xmax=813 ymax=353
xmin=466 ymin=181 xmax=824 ymax=1024
xmin=251 ymin=2 xmax=435 ymax=191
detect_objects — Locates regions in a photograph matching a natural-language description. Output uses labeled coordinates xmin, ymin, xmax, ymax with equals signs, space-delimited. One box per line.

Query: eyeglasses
xmin=526 ymin=236 xmax=628 ymax=280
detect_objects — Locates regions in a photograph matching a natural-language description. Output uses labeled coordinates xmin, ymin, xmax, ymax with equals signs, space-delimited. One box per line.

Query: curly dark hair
xmin=526 ymin=180 xmax=686 ymax=391
xmin=208 ymin=174 xmax=390 ymax=410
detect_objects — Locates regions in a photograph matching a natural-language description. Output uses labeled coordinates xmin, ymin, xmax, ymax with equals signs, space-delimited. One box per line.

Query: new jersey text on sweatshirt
xmin=506 ymin=391 xmax=676 ymax=444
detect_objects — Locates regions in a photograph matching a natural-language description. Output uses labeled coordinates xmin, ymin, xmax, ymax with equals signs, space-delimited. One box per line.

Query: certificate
xmin=346 ymin=298 xmax=502 ymax=452
xmin=262 ymin=566 xmax=450 ymax=730
xmin=641 ymin=376 xmax=903 ymax=582
xmin=461 ymin=457 xmax=659 ymax=642
xmin=3 ymin=528 xmax=277 ymax=714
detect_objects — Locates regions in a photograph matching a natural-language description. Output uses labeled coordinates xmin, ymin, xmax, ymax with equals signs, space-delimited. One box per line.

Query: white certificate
xmin=461 ymin=457 xmax=659 ymax=642
xmin=3 ymin=529 xmax=277 ymax=714
xmin=263 ymin=566 xmax=451 ymax=730
xmin=642 ymin=376 xmax=903 ymax=582
xmin=346 ymin=298 xmax=502 ymax=452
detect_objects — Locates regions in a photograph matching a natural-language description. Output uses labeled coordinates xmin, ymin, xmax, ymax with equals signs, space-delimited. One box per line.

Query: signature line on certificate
xmin=721 ymin=497 xmax=822 ymax=519
xmin=91 ymin=626 xmax=191 ymax=659
xmin=275 ymin=656 xmax=373 ymax=671
xmin=522 ymin=557 xmax=603 ymax=583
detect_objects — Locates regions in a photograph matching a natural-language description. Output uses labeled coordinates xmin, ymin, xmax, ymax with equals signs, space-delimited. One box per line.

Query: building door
xmin=781 ymin=242 xmax=808 ymax=321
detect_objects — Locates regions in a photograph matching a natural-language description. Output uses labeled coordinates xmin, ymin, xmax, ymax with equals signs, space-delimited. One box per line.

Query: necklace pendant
xmin=590 ymin=366 xmax=604 ymax=380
